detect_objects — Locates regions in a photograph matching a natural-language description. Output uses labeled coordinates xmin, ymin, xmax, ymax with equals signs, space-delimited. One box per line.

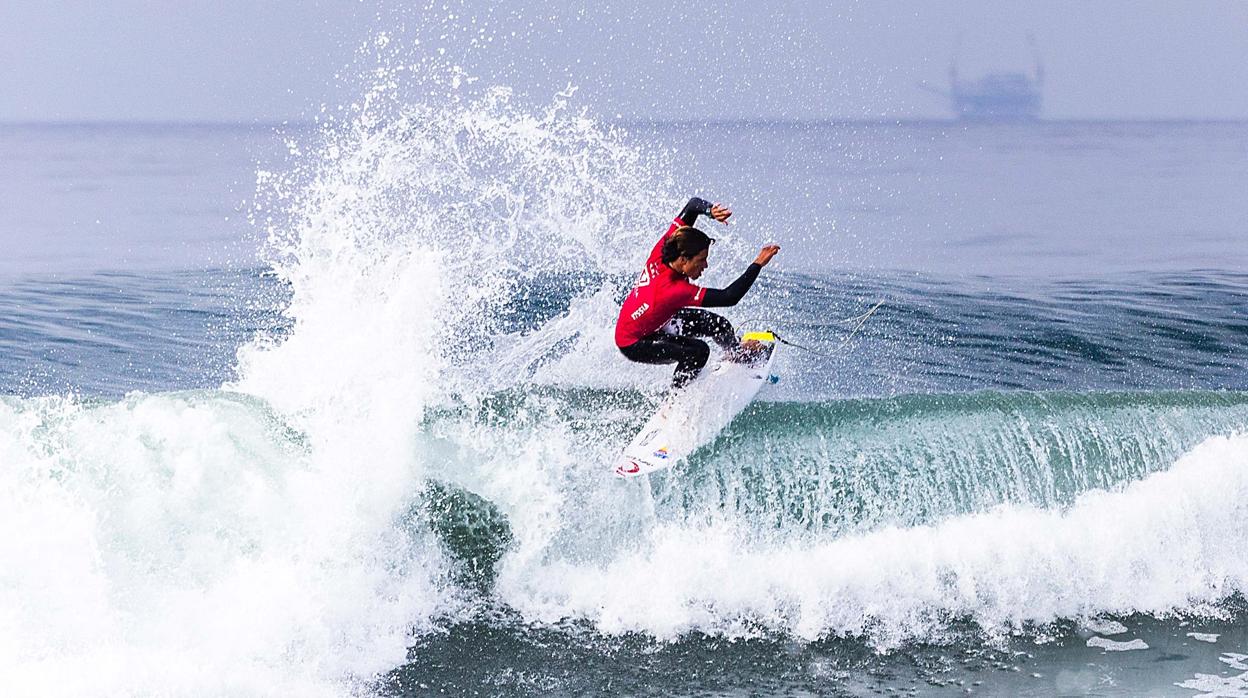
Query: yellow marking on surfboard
xmin=741 ymin=331 xmax=775 ymax=342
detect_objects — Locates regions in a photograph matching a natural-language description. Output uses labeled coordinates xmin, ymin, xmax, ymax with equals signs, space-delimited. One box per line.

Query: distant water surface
xmin=2 ymin=120 xmax=1247 ymax=698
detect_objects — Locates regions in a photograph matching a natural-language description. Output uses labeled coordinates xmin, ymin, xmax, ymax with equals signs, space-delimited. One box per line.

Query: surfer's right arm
xmin=675 ymin=197 xmax=732 ymax=227
xmin=649 ymin=198 xmax=732 ymax=261
xmin=700 ymin=245 xmax=780 ymax=308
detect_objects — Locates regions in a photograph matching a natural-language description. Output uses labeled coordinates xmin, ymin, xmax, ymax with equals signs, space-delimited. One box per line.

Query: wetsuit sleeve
xmin=700 ymin=263 xmax=762 ymax=308
xmin=675 ymin=197 xmax=714 ymax=226
xmin=648 ymin=197 xmax=715 ymax=262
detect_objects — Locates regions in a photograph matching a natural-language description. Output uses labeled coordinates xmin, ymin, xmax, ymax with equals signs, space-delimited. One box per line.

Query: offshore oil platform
xmin=920 ymin=36 xmax=1044 ymax=121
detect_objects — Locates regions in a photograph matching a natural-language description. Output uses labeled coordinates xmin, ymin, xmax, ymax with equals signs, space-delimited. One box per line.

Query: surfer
xmin=615 ymin=197 xmax=781 ymax=388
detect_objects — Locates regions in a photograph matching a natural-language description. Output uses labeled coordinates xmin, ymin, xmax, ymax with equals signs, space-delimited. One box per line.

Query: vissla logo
xmin=630 ymin=303 xmax=650 ymax=320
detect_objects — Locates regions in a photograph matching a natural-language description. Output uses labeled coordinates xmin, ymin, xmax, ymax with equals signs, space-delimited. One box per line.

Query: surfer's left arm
xmin=700 ymin=245 xmax=780 ymax=308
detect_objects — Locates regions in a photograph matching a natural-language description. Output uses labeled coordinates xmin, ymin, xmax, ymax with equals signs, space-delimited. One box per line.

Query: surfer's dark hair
xmin=661 ymin=226 xmax=715 ymax=265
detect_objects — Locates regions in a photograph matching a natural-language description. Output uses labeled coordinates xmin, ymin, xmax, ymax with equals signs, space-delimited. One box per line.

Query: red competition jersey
xmin=614 ymin=212 xmax=706 ymax=347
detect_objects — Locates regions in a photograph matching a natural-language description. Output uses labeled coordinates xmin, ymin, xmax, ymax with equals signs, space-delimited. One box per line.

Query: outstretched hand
xmin=710 ymin=204 xmax=732 ymax=223
xmin=754 ymin=244 xmax=781 ymax=266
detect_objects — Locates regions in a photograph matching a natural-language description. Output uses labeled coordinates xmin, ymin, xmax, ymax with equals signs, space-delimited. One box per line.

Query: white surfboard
xmin=614 ymin=331 xmax=779 ymax=478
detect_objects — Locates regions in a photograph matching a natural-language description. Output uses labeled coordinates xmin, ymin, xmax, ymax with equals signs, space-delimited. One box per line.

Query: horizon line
xmin=4 ymin=116 xmax=1248 ymax=129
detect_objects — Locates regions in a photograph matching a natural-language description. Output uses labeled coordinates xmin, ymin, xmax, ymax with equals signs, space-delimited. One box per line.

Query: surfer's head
xmin=662 ymin=226 xmax=714 ymax=280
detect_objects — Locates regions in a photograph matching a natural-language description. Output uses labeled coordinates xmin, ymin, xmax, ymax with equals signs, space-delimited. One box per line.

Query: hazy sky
xmin=3 ymin=1 xmax=1246 ymax=122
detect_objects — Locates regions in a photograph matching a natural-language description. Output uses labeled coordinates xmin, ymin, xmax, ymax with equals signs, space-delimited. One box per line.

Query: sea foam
xmin=498 ymin=433 xmax=1248 ymax=647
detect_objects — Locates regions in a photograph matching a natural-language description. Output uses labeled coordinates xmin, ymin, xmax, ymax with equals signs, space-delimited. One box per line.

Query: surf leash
xmin=762 ymin=300 xmax=885 ymax=358
xmin=831 ymin=299 xmax=884 ymax=350
xmin=771 ymin=333 xmax=835 ymax=358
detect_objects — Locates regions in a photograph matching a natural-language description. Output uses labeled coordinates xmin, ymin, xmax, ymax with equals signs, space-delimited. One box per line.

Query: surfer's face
xmin=674 ymin=249 xmax=709 ymax=280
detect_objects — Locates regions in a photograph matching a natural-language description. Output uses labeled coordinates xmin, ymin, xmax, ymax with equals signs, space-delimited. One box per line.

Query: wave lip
xmin=667 ymin=390 xmax=1248 ymax=534
xmin=500 ymin=433 xmax=1248 ymax=646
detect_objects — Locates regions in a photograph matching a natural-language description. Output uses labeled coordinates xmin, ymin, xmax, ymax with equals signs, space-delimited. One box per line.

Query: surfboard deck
xmin=614 ymin=332 xmax=778 ymax=478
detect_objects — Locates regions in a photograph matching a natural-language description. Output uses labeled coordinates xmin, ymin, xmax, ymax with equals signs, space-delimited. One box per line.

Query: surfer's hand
xmin=710 ymin=204 xmax=732 ymax=223
xmin=754 ymin=244 xmax=780 ymax=266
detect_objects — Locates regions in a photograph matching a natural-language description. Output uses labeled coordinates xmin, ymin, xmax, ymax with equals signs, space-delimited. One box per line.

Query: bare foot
xmin=728 ymin=339 xmax=767 ymax=363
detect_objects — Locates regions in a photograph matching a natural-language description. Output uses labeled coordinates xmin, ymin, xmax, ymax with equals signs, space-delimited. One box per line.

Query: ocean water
xmin=3 ymin=93 xmax=1248 ymax=696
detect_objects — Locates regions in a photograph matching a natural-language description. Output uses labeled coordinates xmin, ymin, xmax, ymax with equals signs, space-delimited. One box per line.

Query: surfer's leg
xmin=672 ymin=308 xmax=737 ymax=350
xmin=619 ymin=333 xmax=711 ymax=388
xmin=669 ymin=336 xmax=711 ymax=388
